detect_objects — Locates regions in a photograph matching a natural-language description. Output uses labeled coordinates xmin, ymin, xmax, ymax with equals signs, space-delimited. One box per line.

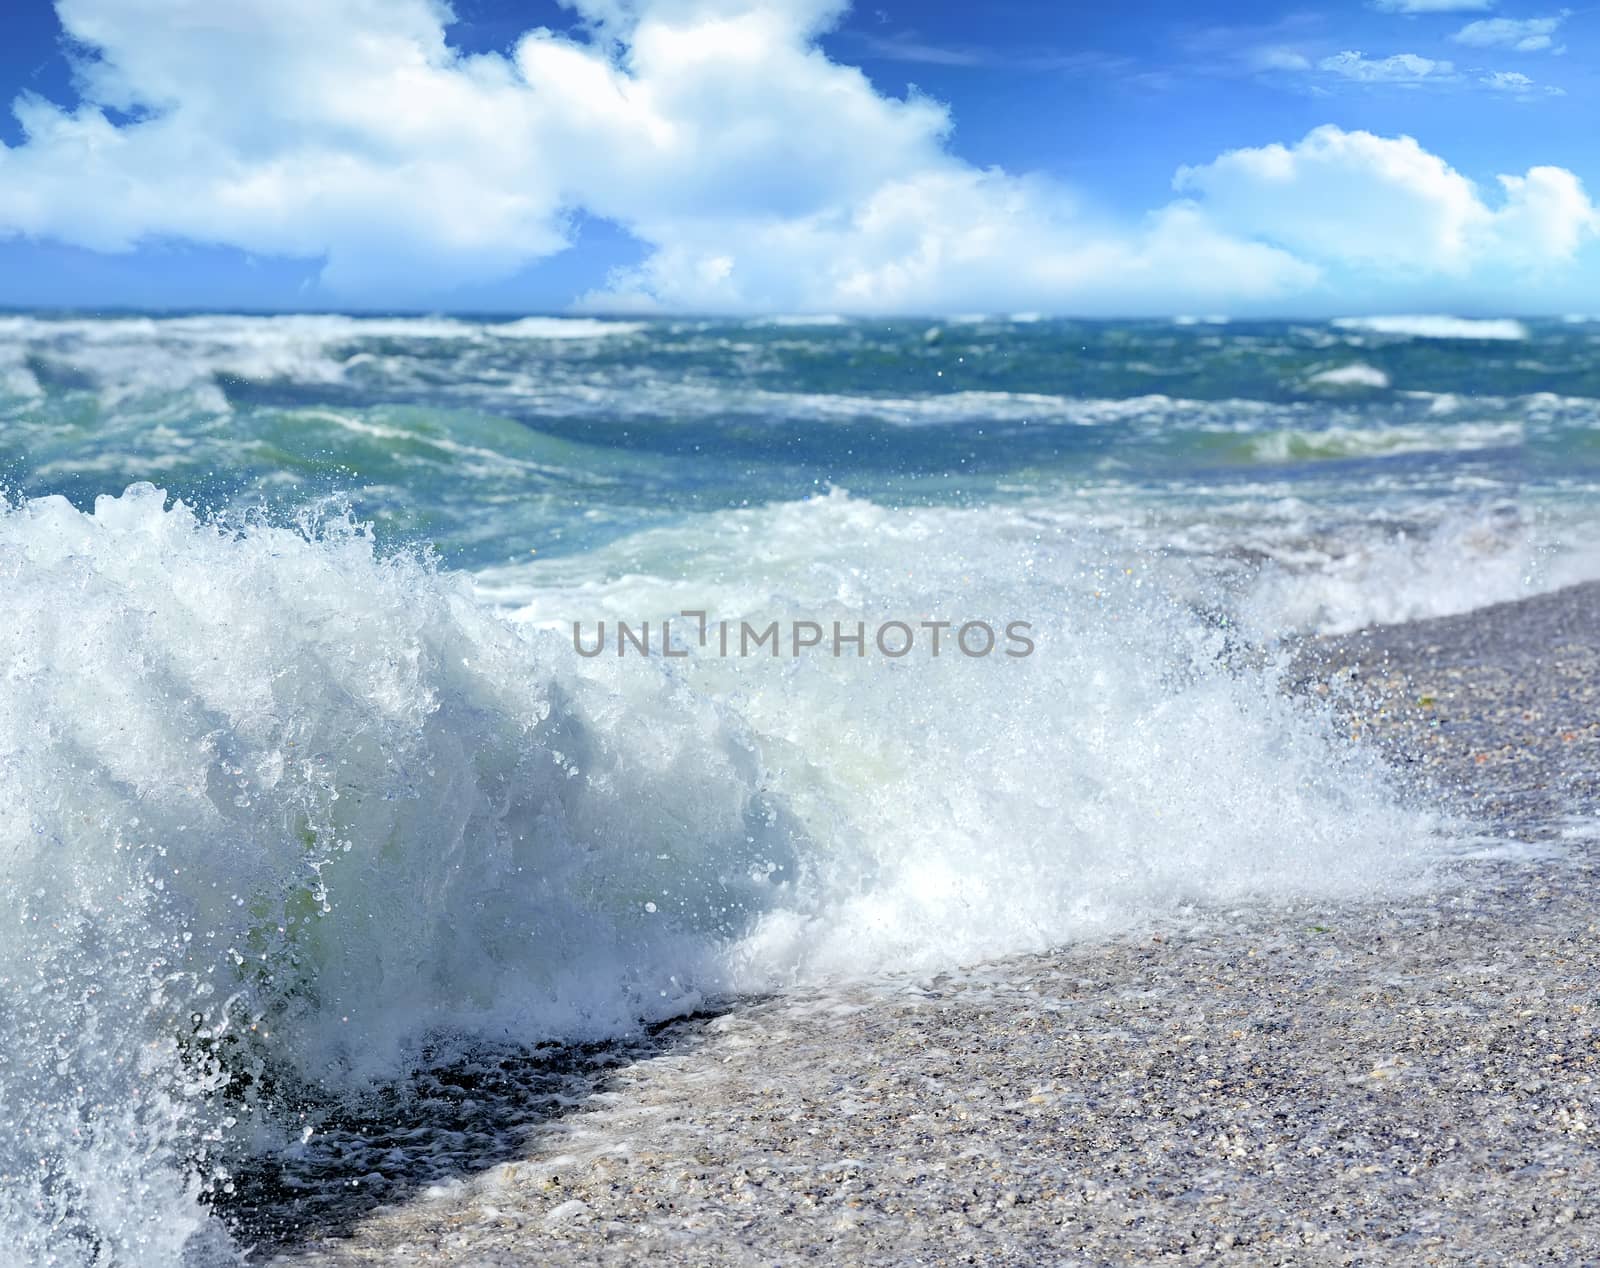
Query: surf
xmin=0 ymin=483 xmax=1438 ymax=1262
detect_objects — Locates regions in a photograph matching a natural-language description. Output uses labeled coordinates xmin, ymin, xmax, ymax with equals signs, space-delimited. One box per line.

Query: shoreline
xmin=272 ymin=584 xmax=1600 ymax=1265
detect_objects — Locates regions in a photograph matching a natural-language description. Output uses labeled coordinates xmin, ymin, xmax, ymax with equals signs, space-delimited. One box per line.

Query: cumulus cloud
xmin=1175 ymin=126 xmax=1598 ymax=276
xmin=1452 ymin=13 xmax=1568 ymax=51
xmin=587 ymin=169 xmax=1318 ymax=314
xmin=0 ymin=0 xmax=1595 ymax=314
xmin=4 ymin=0 xmax=956 ymax=292
xmin=1318 ymin=51 xmax=1456 ymax=83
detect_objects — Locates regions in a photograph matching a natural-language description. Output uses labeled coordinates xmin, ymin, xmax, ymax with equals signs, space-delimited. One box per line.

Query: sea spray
xmin=2 ymin=485 xmax=1434 ymax=1262
xmin=498 ymin=489 xmax=1435 ymax=973
xmin=0 ymin=485 xmax=798 ymax=1263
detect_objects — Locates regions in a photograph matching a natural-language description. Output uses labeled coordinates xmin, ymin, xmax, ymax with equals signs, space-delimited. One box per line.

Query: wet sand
xmin=274 ymin=583 xmax=1600 ymax=1266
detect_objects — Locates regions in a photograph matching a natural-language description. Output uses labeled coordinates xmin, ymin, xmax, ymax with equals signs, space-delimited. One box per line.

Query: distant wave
xmin=1307 ymin=362 xmax=1390 ymax=389
xmin=488 ymin=316 xmax=646 ymax=339
xmin=1332 ymin=315 xmax=1529 ymax=341
xmin=756 ymin=313 xmax=850 ymax=326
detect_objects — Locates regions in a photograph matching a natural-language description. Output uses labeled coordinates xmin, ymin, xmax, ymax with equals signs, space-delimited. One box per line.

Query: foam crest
xmin=4 ymin=313 xmax=645 ymax=405
xmin=1237 ymin=505 xmax=1600 ymax=635
xmin=1 ymin=486 xmax=1438 ymax=1261
xmin=0 ymin=486 xmax=793 ymax=1262
xmin=1332 ymin=315 xmax=1529 ymax=341
xmin=502 ymin=489 xmax=1436 ymax=971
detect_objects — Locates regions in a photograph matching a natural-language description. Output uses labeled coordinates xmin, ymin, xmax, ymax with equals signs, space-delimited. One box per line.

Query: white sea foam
xmin=1236 ymin=505 xmax=1600 ymax=635
xmin=1307 ymin=362 xmax=1390 ymax=389
xmin=1332 ymin=315 xmax=1529 ymax=341
xmin=1 ymin=485 xmax=1438 ymax=1262
xmin=1244 ymin=419 xmax=1519 ymax=462
xmin=1 ymin=313 xmax=644 ymax=409
xmin=487 ymin=316 xmax=645 ymax=339
xmin=930 ymin=485 xmax=1600 ymax=640
xmin=0 ymin=364 xmax=43 ymax=399
xmin=756 ymin=313 xmax=849 ymax=326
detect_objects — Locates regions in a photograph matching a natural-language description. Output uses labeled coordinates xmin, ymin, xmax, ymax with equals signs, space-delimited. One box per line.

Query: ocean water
xmin=2 ymin=312 xmax=1596 ymax=1263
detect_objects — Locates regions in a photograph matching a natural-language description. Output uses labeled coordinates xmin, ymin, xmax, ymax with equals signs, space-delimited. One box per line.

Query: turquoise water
xmin=4 ymin=313 xmax=1595 ymax=587
xmin=0 ymin=311 xmax=1594 ymax=1264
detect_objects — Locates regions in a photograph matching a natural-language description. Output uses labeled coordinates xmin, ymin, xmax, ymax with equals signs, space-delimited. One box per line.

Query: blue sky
xmin=0 ymin=0 xmax=1594 ymax=314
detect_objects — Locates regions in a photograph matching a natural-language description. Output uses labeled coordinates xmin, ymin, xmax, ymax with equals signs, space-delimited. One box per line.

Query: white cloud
xmin=1371 ymin=0 xmax=1493 ymax=11
xmin=3 ymin=0 xmax=950 ymax=292
xmin=1482 ymin=70 xmax=1535 ymax=89
xmin=1249 ymin=48 xmax=1313 ymax=72
xmin=1452 ymin=14 xmax=1568 ymax=51
xmin=1318 ymin=51 xmax=1456 ymax=83
xmin=1479 ymin=70 xmax=1565 ymax=97
xmin=587 ymin=169 xmax=1319 ymax=314
xmin=1175 ymin=126 xmax=1598 ymax=278
xmin=1492 ymin=166 xmax=1596 ymax=258
xmin=0 ymin=0 xmax=1595 ymax=314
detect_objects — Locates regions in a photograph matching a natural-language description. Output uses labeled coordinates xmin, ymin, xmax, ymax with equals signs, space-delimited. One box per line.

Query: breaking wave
xmin=1 ymin=484 xmax=1434 ymax=1264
